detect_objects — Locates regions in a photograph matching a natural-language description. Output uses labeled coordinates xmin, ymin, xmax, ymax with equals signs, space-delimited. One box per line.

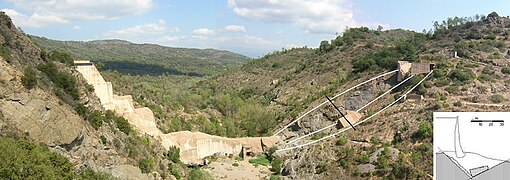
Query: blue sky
xmin=1 ymin=0 xmax=508 ymax=57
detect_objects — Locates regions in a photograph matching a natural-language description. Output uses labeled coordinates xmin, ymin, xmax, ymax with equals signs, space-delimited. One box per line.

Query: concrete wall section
xmin=339 ymin=111 xmax=362 ymax=128
xmin=161 ymin=131 xmax=279 ymax=164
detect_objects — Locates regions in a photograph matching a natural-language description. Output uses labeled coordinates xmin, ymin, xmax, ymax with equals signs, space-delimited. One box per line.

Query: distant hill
xmin=29 ymin=36 xmax=252 ymax=76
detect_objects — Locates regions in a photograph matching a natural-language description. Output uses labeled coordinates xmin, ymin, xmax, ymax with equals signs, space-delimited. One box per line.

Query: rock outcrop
xmin=0 ymin=57 xmax=150 ymax=179
xmin=0 ymin=59 xmax=85 ymax=147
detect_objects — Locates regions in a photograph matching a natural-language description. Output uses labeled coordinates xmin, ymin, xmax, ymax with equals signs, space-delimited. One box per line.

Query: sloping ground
xmin=75 ymin=61 xmax=279 ymax=165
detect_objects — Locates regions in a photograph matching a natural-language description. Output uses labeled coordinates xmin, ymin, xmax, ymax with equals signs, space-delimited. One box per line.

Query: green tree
xmin=138 ymin=157 xmax=155 ymax=173
xmin=487 ymin=12 xmax=499 ymax=19
xmin=21 ymin=67 xmax=37 ymax=89
xmin=165 ymin=146 xmax=181 ymax=163
xmin=271 ymin=156 xmax=283 ymax=174
xmin=501 ymin=67 xmax=510 ymax=74
xmin=319 ymin=40 xmax=333 ymax=53
xmin=415 ymin=121 xmax=432 ymax=139
xmin=238 ymin=104 xmax=277 ymax=136
xmin=49 ymin=50 xmax=74 ymax=66
xmin=377 ymin=25 xmax=384 ymax=31
xmin=490 ymin=94 xmax=505 ymax=103
xmin=449 ymin=69 xmax=475 ymax=83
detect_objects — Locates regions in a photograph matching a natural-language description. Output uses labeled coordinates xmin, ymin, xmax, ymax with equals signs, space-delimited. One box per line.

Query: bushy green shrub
xmin=85 ymin=84 xmax=94 ymax=92
xmin=453 ymin=101 xmax=462 ymax=107
xmin=48 ymin=50 xmax=74 ymax=66
xmin=270 ymin=175 xmax=280 ymax=180
xmin=165 ymin=146 xmax=181 ymax=163
xmin=315 ymin=164 xmax=327 ymax=174
xmin=434 ymin=78 xmax=450 ymax=87
xmin=106 ymin=110 xmax=132 ymax=134
xmin=88 ymin=110 xmax=106 ymax=129
xmin=21 ymin=67 xmax=37 ymax=89
xmin=271 ymin=156 xmax=283 ymax=174
xmin=501 ymin=67 xmax=510 ymax=74
xmin=74 ymin=103 xmax=87 ymax=118
xmin=336 ymin=136 xmax=347 ymax=146
xmin=377 ymin=147 xmax=391 ymax=170
xmin=449 ymin=69 xmax=475 ymax=83
xmin=481 ymin=66 xmax=495 ymax=75
xmin=415 ymin=121 xmax=432 ymax=139
xmin=37 ymin=62 xmax=79 ymax=100
xmin=138 ymin=157 xmax=155 ymax=173
xmin=445 ymin=85 xmax=459 ymax=94
xmin=0 ymin=137 xmax=109 ymax=179
xmin=76 ymin=168 xmax=112 ymax=180
xmin=0 ymin=46 xmax=10 ymax=62
xmin=356 ymin=154 xmax=370 ymax=164
xmin=433 ymin=69 xmax=447 ymax=78
xmin=490 ymin=94 xmax=505 ymax=103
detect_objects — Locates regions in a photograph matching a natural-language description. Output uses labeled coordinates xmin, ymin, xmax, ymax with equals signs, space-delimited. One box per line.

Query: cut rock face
xmin=1 ymin=92 xmax=85 ymax=147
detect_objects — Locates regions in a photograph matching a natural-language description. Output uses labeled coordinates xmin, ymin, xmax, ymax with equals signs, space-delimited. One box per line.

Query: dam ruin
xmin=74 ymin=60 xmax=279 ymax=165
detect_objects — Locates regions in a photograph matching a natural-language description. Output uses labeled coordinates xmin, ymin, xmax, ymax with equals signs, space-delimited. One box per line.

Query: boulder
xmin=357 ymin=164 xmax=376 ymax=174
xmin=109 ymin=165 xmax=151 ymax=180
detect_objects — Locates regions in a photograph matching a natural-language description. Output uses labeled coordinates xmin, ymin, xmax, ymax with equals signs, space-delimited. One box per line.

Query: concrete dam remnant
xmin=397 ymin=61 xmax=434 ymax=81
xmin=74 ymin=60 xmax=279 ymax=165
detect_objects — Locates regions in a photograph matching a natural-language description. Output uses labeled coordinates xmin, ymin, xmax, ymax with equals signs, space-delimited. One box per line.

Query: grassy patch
xmin=249 ymin=155 xmax=271 ymax=166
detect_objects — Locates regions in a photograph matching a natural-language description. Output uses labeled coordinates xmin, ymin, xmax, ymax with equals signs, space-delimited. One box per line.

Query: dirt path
xmin=203 ymin=158 xmax=273 ymax=180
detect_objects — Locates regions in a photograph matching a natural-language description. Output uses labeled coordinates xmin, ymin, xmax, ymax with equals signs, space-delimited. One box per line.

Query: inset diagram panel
xmin=434 ymin=112 xmax=510 ymax=180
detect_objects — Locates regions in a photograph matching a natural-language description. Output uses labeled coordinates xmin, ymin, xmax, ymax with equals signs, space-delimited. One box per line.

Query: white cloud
xmin=2 ymin=9 xmax=68 ymax=28
xmin=227 ymin=0 xmax=356 ymax=34
xmin=224 ymin=25 xmax=246 ymax=32
xmin=169 ymin=27 xmax=181 ymax=33
xmin=103 ymin=20 xmax=179 ymax=38
xmin=192 ymin=28 xmax=215 ymax=36
xmin=158 ymin=35 xmax=184 ymax=42
xmin=3 ymin=0 xmax=153 ymax=28
xmin=73 ymin=25 xmax=80 ymax=30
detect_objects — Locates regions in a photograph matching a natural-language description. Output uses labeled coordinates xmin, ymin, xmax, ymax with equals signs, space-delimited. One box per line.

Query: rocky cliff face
xmin=0 ymin=12 xmax=163 ymax=179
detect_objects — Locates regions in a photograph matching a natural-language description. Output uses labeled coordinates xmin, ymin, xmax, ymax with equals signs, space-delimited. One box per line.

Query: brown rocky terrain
xmin=0 ymin=12 xmax=171 ymax=179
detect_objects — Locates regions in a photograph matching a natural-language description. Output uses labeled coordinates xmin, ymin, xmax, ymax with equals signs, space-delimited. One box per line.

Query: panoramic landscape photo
xmin=0 ymin=0 xmax=509 ymax=179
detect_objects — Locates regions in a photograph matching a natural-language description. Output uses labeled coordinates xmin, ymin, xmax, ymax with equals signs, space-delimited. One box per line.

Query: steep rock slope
xmin=0 ymin=12 xmax=170 ymax=179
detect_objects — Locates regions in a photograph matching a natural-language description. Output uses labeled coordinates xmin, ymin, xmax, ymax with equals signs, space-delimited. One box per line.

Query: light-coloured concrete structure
xmin=161 ymin=132 xmax=279 ymax=164
xmin=338 ymin=111 xmax=362 ymax=128
xmin=397 ymin=61 xmax=412 ymax=82
xmin=74 ymin=60 xmax=279 ymax=165
xmin=397 ymin=61 xmax=433 ymax=82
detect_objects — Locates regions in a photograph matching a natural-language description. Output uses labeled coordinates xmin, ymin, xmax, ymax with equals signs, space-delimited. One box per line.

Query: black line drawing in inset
xmin=434 ymin=112 xmax=510 ymax=180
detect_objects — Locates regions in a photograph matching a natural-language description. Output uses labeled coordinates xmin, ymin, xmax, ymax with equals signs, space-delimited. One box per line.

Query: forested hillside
xmin=30 ymin=36 xmax=251 ymax=76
